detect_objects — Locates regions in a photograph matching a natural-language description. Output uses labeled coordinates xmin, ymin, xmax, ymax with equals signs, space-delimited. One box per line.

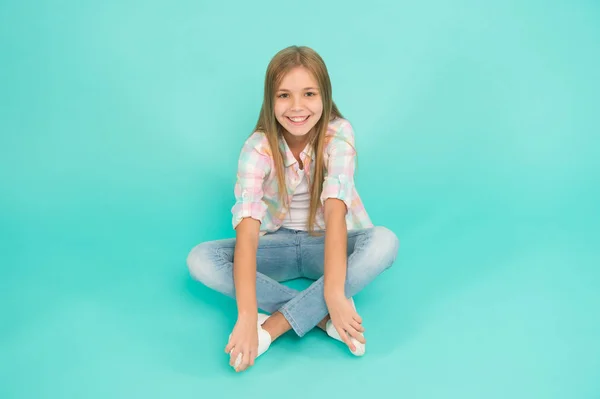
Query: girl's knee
xmin=348 ymin=226 xmax=399 ymax=284
xmin=186 ymin=242 xmax=222 ymax=288
xmin=370 ymin=226 xmax=400 ymax=267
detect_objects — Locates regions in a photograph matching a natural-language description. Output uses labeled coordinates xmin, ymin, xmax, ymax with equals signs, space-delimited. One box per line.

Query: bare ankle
xmin=317 ymin=315 xmax=331 ymax=331
xmin=261 ymin=312 xmax=292 ymax=341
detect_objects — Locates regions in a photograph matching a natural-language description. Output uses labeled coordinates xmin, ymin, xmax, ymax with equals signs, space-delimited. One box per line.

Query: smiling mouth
xmin=287 ymin=116 xmax=310 ymax=125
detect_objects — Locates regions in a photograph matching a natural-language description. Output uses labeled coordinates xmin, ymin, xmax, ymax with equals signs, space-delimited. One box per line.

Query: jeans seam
xmin=280 ymin=307 xmax=304 ymax=337
xmin=297 ymin=236 xmax=303 ymax=277
xmin=285 ymin=277 xmax=322 ymax=313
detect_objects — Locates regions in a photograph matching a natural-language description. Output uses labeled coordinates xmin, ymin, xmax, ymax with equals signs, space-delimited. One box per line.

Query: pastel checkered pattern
xmin=231 ymin=117 xmax=373 ymax=233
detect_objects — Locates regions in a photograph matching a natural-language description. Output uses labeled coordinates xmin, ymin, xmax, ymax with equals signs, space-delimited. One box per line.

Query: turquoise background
xmin=1 ymin=0 xmax=599 ymax=398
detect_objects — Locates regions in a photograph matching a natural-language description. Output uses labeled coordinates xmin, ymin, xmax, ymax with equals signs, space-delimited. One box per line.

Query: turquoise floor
xmin=1 ymin=1 xmax=599 ymax=398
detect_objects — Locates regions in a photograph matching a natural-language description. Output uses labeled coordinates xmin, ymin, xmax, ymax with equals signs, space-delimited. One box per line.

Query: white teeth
xmin=289 ymin=116 xmax=308 ymax=122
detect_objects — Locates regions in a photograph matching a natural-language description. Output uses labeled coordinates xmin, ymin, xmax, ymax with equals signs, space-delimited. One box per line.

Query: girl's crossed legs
xmin=187 ymin=225 xmax=399 ymax=338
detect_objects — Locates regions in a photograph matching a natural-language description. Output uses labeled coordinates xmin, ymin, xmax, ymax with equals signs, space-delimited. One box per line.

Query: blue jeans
xmin=186 ymin=226 xmax=399 ymax=337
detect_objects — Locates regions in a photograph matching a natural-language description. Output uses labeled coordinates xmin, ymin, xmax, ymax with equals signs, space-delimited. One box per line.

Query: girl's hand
xmin=224 ymin=315 xmax=258 ymax=372
xmin=325 ymin=293 xmax=366 ymax=351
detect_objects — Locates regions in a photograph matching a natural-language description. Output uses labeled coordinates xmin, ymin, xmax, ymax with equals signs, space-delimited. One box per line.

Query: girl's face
xmin=274 ymin=66 xmax=323 ymax=139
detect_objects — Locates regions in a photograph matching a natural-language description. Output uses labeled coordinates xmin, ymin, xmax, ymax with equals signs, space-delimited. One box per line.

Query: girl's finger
xmin=229 ymin=349 xmax=241 ymax=367
xmin=352 ymin=313 xmax=363 ymax=324
xmin=350 ymin=320 xmax=365 ymax=333
xmin=347 ymin=326 xmax=366 ymax=344
xmin=243 ymin=348 xmax=255 ymax=370
xmin=337 ymin=326 xmax=355 ymax=352
xmin=249 ymin=349 xmax=256 ymax=366
xmin=238 ymin=348 xmax=251 ymax=372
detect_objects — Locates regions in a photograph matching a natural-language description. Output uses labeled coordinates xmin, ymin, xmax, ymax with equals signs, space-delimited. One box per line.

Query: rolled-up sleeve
xmin=320 ymin=121 xmax=357 ymax=211
xmin=231 ymin=142 xmax=270 ymax=230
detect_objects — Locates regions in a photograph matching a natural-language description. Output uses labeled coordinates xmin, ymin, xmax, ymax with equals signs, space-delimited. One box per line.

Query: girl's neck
xmin=282 ymin=129 xmax=314 ymax=170
xmin=282 ymin=130 xmax=312 ymax=155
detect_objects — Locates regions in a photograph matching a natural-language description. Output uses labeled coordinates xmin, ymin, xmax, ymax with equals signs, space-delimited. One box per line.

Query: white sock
xmin=229 ymin=313 xmax=272 ymax=369
xmin=325 ymin=298 xmax=366 ymax=356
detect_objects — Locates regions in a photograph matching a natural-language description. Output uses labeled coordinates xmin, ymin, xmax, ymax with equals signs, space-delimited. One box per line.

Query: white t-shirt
xmin=281 ymin=169 xmax=310 ymax=230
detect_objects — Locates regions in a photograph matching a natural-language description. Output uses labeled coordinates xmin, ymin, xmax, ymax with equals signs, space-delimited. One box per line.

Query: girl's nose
xmin=292 ymin=96 xmax=303 ymax=110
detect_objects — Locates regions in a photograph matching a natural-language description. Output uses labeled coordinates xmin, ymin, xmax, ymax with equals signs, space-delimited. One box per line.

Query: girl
xmin=187 ymin=45 xmax=399 ymax=373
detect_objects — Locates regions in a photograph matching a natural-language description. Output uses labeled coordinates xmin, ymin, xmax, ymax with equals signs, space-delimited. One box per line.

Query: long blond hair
xmin=253 ymin=45 xmax=343 ymax=234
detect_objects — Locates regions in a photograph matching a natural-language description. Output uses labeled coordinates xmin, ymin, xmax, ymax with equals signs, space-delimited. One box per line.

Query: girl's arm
xmin=323 ymin=198 xmax=348 ymax=299
xmin=233 ymin=217 xmax=261 ymax=317
xmin=230 ymin=139 xmax=270 ymax=317
xmin=323 ymin=198 xmax=364 ymax=351
xmin=226 ymin=136 xmax=270 ymax=372
xmin=320 ymin=121 xmax=365 ymax=351
xmin=225 ymin=217 xmax=262 ymax=372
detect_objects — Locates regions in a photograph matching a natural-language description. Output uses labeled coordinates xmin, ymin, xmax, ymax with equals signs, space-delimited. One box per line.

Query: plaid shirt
xmin=231 ymin=117 xmax=373 ymax=233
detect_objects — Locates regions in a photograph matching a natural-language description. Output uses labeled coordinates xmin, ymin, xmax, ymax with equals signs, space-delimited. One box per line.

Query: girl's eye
xmin=305 ymin=92 xmax=316 ymax=97
xmin=278 ymin=93 xmax=289 ymax=98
